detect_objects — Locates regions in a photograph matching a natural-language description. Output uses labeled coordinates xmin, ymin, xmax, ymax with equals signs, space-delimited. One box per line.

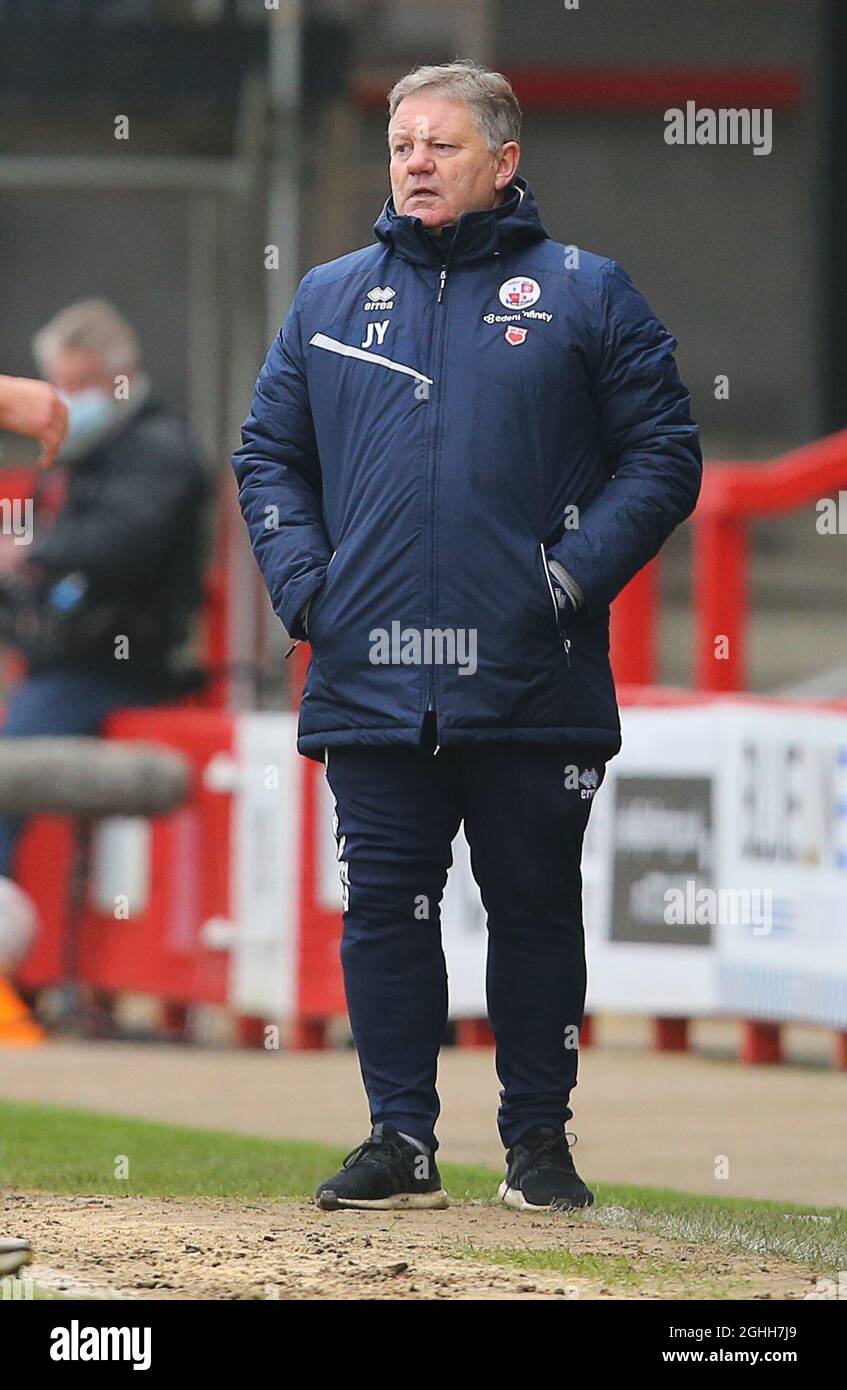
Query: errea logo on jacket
xmin=365 ymin=285 xmax=396 ymax=310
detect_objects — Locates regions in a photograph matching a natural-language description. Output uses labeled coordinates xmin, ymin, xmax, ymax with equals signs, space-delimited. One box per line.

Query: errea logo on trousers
xmin=563 ymin=765 xmax=601 ymax=798
xmin=579 ymin=767 xmax=599 ymax=799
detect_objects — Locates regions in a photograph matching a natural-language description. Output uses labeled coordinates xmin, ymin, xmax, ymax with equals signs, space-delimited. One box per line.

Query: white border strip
xmin=310 ymin=332 xmax=433 ymax=385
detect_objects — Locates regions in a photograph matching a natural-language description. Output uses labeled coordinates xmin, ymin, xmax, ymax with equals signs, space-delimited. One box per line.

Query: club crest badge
xmin=499 ymin=276 xmax=541 ymax=309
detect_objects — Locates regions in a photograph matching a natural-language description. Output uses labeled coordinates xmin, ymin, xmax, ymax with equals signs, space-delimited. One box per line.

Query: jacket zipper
xmin=539 ymin=542 xmax=572 ymax=667
xmin=424 ymin=255 xmax=453 ymax=711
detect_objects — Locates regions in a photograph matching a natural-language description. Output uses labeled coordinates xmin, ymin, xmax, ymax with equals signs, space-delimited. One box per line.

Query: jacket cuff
xmin=277 ymin=569 xmax=327 ymax=642
xmin=299 ymin=593 xmax=314 ymax=640
xmin=546 ymin=558 xmax=584 ymax=613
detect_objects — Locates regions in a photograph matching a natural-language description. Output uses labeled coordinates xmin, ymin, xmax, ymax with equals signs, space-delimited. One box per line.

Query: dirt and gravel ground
xmin=2 ymin=1029 xmax=844 ymax=1299
xmin=6 ymin=1190 xmax=825 ymax=1302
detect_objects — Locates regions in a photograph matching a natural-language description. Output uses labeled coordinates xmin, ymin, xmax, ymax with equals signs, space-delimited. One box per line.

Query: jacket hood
xmin=373 ymin=175 xmax=549 ymax=266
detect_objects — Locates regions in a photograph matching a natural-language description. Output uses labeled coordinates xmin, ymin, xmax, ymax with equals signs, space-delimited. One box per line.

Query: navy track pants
xmin=323 ymin=714 xmax=607 ymax=1151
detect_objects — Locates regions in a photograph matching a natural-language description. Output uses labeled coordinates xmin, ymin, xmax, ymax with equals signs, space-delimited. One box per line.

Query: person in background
xmin=0 ymin=300 xmax=210 ymax=884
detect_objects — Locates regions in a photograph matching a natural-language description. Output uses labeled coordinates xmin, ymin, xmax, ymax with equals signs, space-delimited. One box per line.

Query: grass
xmin=458 ymin=1243 xmax=683 ymax=1289
xmin=453 ymin=1243 xmax=741 ymax=1298
xmin=586 ymin=1186 xmax=847 ymax=1269
xmin=1 ymin=1100 xmax=844 ymax=1271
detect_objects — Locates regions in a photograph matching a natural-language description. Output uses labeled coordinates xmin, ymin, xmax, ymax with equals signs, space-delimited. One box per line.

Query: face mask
xmin=58 ymin=387 xmax=121 ymax=461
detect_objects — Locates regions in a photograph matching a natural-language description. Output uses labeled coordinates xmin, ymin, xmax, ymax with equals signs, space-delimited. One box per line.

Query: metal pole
xmin=456 ymin=0 xmax=495 ymax=64
xmin=187 ymin=193 xmax=225 ymax=462
xmin=265 ymin=0 xmax=304 ymax=343
xmin=260 ymin=0 xmax=306 ymax=708
xmin=224 ymin=74 xmax=274 ymax=711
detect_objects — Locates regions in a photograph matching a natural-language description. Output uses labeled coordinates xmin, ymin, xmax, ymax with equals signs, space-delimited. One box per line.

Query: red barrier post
xmin=295 ymin=752 xmax=346 ymax=1044
xmin=610 ymin=557 xmax=659 ymax=686
xmin=290 ymin=1018 xmax=329 ymax=1050
xmin=235 ymin=1016 xmax=268 ymax=1049
xmin=740 ymin=1021 xmax=783 ymax=1065
xmin=455 ymin=1018 xmax=495 ymax=1048
xmin=693 ymin=506 xmax=748 ymax=692
xmin=653 ymin=1017 xmax=690 ymax=1052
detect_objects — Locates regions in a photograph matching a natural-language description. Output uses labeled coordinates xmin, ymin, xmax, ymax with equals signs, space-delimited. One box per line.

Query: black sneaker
xmin=499 ymin=1126 xmax=594 ymax=1211
xmin=315 ymin=1123 xmax=449 ymax=1211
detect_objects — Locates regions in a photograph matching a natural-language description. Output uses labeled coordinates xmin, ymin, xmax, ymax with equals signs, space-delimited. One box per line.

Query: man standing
xmin=233 ymin=61 xmax=701 ymax=1212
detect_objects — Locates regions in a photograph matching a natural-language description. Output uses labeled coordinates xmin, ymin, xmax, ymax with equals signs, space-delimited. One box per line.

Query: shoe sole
xmin=316 ymin=1189 xmax=449 ymax=1212
xmin=498 ymin=1180 xmax=594 ymax=1212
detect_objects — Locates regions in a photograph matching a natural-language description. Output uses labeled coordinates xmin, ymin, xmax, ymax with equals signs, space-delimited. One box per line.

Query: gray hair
xmin=33 ymin=299 xmax=141 ymax=375
xmin=387 ymin=59 xmax=522 ymax=153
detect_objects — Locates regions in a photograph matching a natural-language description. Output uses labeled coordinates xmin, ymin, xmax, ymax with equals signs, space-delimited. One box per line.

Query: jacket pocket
xmin=538 ymin=543 xmax=561 ymax=632
xmin=306 ymin=547 xmax=338 ymax=643
xmin=537 ymin=542 xmax=572 ymax=664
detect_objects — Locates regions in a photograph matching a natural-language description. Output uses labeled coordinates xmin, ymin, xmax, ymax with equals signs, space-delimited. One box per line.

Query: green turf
xmin=454 ymin=1243 xmax=736 ymax=1298
xmin=1 ymin=1100 xmax=844 ymax=1268
xmin=458 ymin=1243 xmax=685 ymax=1288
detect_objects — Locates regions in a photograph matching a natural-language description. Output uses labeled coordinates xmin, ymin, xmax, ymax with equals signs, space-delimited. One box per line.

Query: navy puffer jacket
xmin=232 ymin=177 xmax=701 ymax=763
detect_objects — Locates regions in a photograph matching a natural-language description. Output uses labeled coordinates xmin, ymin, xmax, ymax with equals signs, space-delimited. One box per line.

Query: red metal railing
xmin=693 ymin=430 xmax=847 ymax=691
xmin=611 ymin=428 xmax=847 ymax=692
xmin=353 ymin=68 xmax=803 ymax=114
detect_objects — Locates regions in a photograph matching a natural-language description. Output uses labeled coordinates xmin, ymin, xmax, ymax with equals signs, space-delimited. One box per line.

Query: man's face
xmin=389 ymin=94 xmax=519 ymax=231
xmin=45 ymin=348 xmax=114 ymax=396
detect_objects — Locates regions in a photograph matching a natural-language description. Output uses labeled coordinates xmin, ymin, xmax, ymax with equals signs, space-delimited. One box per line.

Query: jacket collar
xmin=373 ymin=176 xmax=548 ymax=267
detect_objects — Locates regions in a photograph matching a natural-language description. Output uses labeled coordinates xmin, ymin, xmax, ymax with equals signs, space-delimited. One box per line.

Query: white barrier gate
xmin=219 ymin=698 xmax=847 ymax=1027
